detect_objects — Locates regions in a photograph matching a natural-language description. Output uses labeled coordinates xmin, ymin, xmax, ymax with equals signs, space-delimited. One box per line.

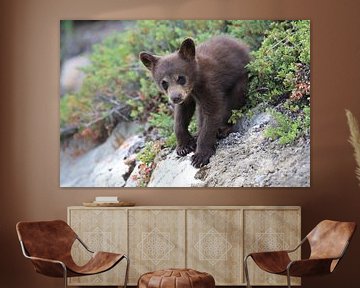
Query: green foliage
xmin=229 ymin=109 xmax=245 ymax=125
xmin=226 ymin=20 xmax=310 ymax=129
xmin=302 ymin=105 xmax=311 ymax=134
xmin=137 ymin=141 xmax=159 ymax=165
xmin=241 ymin=20 xmax=311 ymax=144
xmin=227 ymin=20 xmax=272 ymax=50
xmin=148 ymin=111 xmax=174 ymax=138
xmin=265 ymin=110 xmax=299 ymax=144
xmin=247 ymin=20 xmax=310 ymax=107
xmin=147 ymin=111 xmax=197 ymax=149
xmin=60 ymin=93 xmax=91 ymax=127
xmin=265 ymin=105 xmax=310 ymax=144
xmin=148 ymin=111 xmax=177 ymax=149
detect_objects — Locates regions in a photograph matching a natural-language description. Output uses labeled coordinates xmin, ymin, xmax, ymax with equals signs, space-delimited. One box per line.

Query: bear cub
xmin=140 ymin=35 xmax=250 ymax=168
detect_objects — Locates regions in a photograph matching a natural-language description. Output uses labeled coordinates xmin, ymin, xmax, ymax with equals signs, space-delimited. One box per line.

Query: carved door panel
xmin=68 ymin=208 xmax=128 ymax=286
xmin=187 ymin=209 xmax=243 ymax=285
xmin=243 ymin=208 xmax=301 ymax=286
xmin=128 ymin=209 xmax=186 ymax=284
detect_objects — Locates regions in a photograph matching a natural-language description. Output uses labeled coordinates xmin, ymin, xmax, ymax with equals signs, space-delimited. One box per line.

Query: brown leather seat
xmin=138 ymin=268 xmax=215 ymax=288
xmin=244 ymin=220 xmax=356 ymax=288
xmin=16 ymin=220 xmax=129 ymax=288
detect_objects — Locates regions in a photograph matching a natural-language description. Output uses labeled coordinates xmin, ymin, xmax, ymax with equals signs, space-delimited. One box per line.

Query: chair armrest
xmin=25 ymin=255 xmax=65 ymax=266
xmin=285 ymin=237 xmax=307 ymax=253
xmin=247 ymin=250 xmax=290 ymax=258
xmin=245 ymin=236 xmax=305 ymax=258
xmin=76 ymin=236 xmax=94 ymax=253
xmin=19 ymin=240 xmax=67 ymax=277
xmin=287 ymin=258 xmax=335 ymax=277
xmin=25 ymin=255 xmax=67 ymax=277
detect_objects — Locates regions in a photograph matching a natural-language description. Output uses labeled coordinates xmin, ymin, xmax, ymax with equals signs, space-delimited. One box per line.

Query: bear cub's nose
xmin=170 ymin=92 xmax=183 ymax=104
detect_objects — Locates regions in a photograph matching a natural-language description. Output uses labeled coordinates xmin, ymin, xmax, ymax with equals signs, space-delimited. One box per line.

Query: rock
xmin=60 ymin=55 xmax=90 ymax=95
xmin=60 ymin=104 xmax=310 ymax=188
xmin=124 ymin=162 xmax=142 ymax=187
xmin=147 ymin=151 xmax=205 ymax=187
xmin=148 ymin=108 xmax=310 ymax=188
xmin=111 ymin=122 xmax=143 ymax=149
xmin=60 ymin=122 xmax=144 ymax=187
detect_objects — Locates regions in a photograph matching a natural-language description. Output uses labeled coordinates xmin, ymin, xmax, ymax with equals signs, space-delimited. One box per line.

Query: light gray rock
xmin=148 ymin=109 xmax=310 ymax=188
xmin=60 ymin=55 xmax=90 ymax=94
xmin=60 ymin=122 xmax=144 ymax=187
xmin=124 ymin=161 xmax=141 ymax=187
xmin=147 ymin=151 xmax=205 ymax=187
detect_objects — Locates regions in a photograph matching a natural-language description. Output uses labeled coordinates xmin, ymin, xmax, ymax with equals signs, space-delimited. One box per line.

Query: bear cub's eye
xmin=161 ymin=80 xmax=169 ymax=91
xmin=177 ymin=75 xmax=186 ymax=85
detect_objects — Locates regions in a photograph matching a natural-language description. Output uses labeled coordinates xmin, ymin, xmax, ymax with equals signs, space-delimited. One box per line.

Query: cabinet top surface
xmin=68 ymin=205 xmax=301 ymax=210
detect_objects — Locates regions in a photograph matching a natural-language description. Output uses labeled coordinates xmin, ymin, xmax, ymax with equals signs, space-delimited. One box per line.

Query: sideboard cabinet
xmin=67 ymin=206 xmax=301 ymax=286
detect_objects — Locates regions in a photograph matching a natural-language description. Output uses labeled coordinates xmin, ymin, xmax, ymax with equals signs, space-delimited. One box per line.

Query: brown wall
xmin=1 ymin=0 xmax=360 ymax=287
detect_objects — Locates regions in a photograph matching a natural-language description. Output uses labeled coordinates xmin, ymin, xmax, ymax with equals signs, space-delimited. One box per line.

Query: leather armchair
xmin=16 ymin=220 xmax=129 ymax=288
xmin=244 ymin=220 xmax=356 ymax=288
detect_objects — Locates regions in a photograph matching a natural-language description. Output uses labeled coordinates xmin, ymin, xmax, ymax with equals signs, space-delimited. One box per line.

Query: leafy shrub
xmin=265 ymin=105 xmax=310 ymax=144
xmin=246 ymin=20 xmax=310 ymax=107
xmin=227 ymin=20 xmax=272 ymax=50
xmin=230 ymin=20 xmax=310 ymax=143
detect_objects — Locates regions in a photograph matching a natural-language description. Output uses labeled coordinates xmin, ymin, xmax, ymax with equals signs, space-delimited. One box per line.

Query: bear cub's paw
xmin=191 ymin=150 xmax=214 ymax=168
xmin=176 ymin=137 xmax=197 ymax=157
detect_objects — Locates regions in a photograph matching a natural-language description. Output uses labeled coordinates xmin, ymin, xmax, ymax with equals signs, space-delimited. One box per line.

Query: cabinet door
xmin=243 ymin=208 xmax=301 ymax=286
xmin=187 ymin=209 xmax=243 ymax=285
xmin=128 ymin=209 xmax=186 ymax=284
xmin=68 ymin=208 xmax=127 ymax=286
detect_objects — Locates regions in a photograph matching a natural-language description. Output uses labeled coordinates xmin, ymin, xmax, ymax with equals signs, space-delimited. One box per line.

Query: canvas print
xmin=60 ymin=20 xmax=310 ymax=187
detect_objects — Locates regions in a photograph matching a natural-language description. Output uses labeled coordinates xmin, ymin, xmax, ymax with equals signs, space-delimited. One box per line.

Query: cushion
xmin=138 ymin=268 xmax=215 ymax=288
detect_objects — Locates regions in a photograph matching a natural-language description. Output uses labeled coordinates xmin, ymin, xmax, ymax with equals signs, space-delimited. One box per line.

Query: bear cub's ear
xmin=179 ymin=38 xmax=195 ymax=61
xmin=139 ymin=52 xmax=160 ymax=71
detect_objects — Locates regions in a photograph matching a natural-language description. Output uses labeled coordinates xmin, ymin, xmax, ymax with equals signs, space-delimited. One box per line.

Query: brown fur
xmin=140 ymin=35 xmax=250 ymax=167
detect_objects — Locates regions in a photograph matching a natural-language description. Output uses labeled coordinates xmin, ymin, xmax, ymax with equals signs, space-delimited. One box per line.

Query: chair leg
xmin=123 ymin=255 xmax=130 ymax=288
xmin=244 ymin=255 xmax=252 ymax=288
xmin=286 ymin=269 xmax=291 ymax=288
xmin=62 ymin=264 xmax=68 ymax=288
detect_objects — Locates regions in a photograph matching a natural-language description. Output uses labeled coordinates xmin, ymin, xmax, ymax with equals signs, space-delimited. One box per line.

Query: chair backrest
xmin=16 ymin=220 xmax=77 ymax=261
xmin=307 ymin=220 xmax=356 ymax=262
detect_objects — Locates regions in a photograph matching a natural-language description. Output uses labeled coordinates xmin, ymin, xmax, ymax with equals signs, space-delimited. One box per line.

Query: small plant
xmin=137 ymin=141 xmax=161 ymax=165
xmin=229 ymin=109 xmax=244 ymax=125
xmin=132 ymin=162 xmax=156 ymax=187
xmin=148 ymin=111 xmax=174 ymax=138
xmin=265 ymin=106 xmax=310 ymax=144
xmin=135 ymin=140 xmax=163 ymax=186
xmin=265 ymin=110 xmax=300 ymax=144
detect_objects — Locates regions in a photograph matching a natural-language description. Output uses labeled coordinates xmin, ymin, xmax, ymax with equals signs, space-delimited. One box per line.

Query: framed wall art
xmin=60 ymin=20 xmax=310 ymax=188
